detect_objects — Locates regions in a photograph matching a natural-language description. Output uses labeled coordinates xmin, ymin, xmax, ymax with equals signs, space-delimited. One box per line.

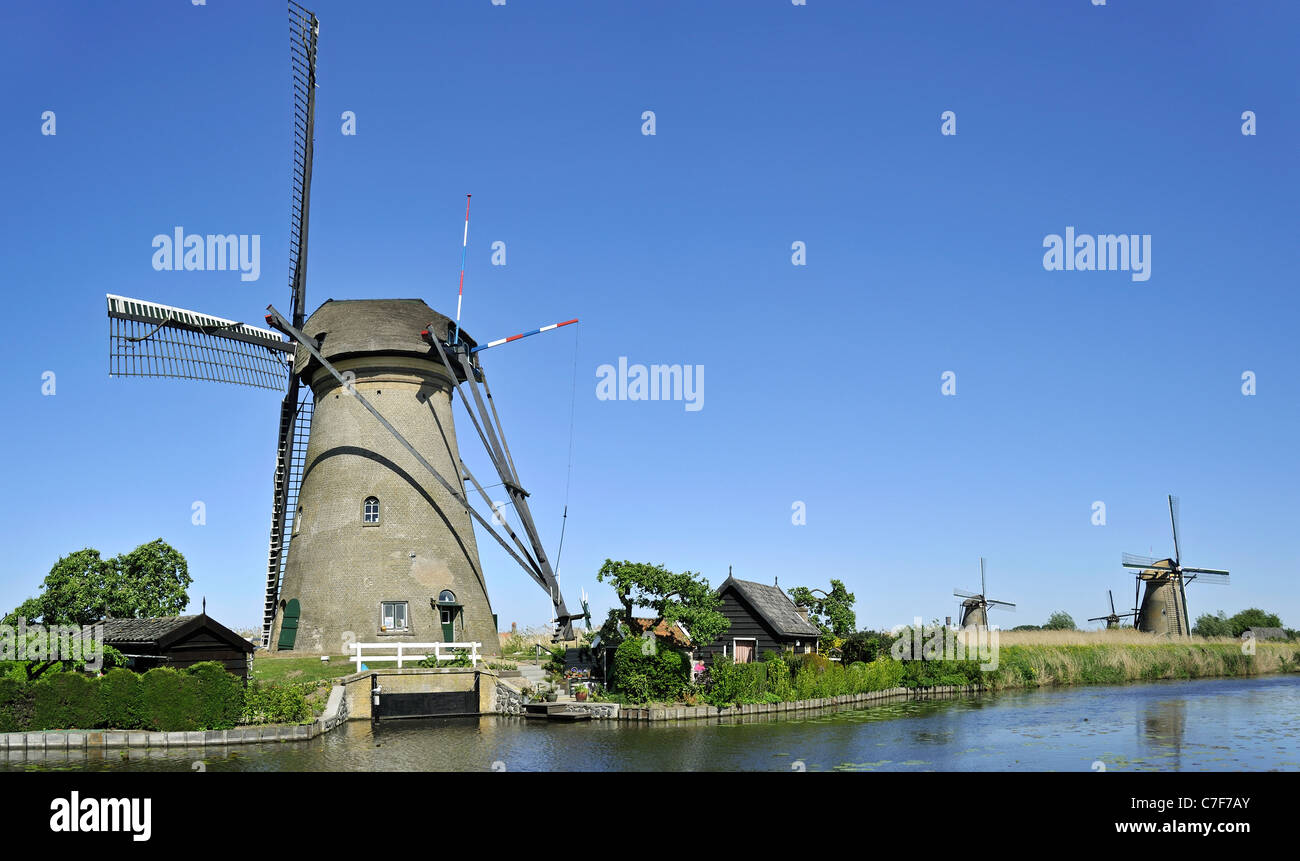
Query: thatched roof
xmin=719 ymin=577 xmax=821 ymax=638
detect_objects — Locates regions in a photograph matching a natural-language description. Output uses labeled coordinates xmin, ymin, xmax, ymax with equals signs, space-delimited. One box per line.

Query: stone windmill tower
xmin=1121 ymin=495 xmax=1230 ymax=637
xmin=953 ymin=558 xmax=1016 ymax=627
xmin=266 ymin=299 xmax=497 ymax=654
xmin=104 ymin=3 xmax=584 ymax=654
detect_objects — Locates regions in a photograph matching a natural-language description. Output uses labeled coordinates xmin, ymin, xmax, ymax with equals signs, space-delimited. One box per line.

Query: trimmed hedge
xmin=702 ymin=654 xmax=907 ymax=707
xmin=31 ymin=671 xmax=103 ymax=730
xmin=139 ymin=668 xmax=199 ymax=731
xmin=99 ymin=668 xmax=143 ymax=730
xmin=0 ymin=662 xmax=310 ymax=731
xmin=0 ymin=677 xmax=33 ymax=732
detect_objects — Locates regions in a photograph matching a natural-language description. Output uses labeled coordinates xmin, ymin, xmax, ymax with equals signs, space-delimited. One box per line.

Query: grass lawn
xmin=250 ymin=654 xmax=358 ymax=685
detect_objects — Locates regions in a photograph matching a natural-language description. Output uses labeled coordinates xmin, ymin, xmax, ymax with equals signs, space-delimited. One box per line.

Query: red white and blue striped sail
xmin=471 ymin=318 xmax=578 ymax=354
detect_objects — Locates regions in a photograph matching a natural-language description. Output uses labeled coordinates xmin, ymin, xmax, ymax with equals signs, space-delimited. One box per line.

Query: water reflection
xmin=3 ymin=675 xmax=1297 ymax=772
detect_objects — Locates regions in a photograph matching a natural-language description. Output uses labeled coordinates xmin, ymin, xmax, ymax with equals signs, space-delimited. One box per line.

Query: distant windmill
xmin=1122 ymin=495 xmax=1230 ymax=637
xmin=954 ymin=558 xmax=1016 ymax=627
xmin=1088 ymin=590 xmax=1137 ymax=630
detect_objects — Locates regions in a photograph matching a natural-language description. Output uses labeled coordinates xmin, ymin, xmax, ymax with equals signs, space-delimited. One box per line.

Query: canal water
xmin=6 ymin=675 xmax=1299 ymax=772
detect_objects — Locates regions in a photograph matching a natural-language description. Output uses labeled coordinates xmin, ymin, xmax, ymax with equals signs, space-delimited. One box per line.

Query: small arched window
xmin=363 ymin=496 xmax=380 ymax=525
xmin=438 ymin=590 xmax=457 ymax=604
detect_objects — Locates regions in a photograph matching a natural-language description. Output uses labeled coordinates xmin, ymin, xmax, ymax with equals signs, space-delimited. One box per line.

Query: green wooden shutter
xmin=278 ymin=598 xmax=301 ymax=650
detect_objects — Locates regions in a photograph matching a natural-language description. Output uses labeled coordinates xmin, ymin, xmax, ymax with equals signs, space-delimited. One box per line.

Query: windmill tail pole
xmin=450 ymin=194 xmax=471 ymax=345
xmin=470 ymin=319 xmax=579 ymax=353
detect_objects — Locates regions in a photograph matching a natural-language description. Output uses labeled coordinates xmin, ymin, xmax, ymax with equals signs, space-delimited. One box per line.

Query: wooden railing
xmin=349 ymin=642 xmax=482 ymax=673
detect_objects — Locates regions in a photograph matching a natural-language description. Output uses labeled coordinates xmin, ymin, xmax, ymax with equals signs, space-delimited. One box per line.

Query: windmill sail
xmin=108 ymin=294 xmax=292 ymax=390
xmin=262 ymin=1 xmax=320 ymax=647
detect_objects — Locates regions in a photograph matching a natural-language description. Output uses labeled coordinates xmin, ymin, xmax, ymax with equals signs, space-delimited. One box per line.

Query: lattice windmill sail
xmin=104 ymin=4 xmax=582 ymax=653
xmin=1087 ymin=589 xmax=1137 ymax=630
xmin=1122 ymin=495 xmax=1230 ymax=638
xmin=953 ymin=557 xmax=1016 ymax=627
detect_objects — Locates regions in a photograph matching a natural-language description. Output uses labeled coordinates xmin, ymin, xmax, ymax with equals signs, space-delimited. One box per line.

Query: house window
xmin=363 ymin=496 xmax=380 ymax=525
xmin=380 ymin=601 xmax=408 ymax=632
xmin=732 ymin=638 xmax=757 ymax=664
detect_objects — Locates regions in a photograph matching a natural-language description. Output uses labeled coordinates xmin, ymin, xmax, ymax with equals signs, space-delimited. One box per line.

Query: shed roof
xmin=718 ymin=577 xmax=821 ymax=638
xmin=628 ymin=617 xmax=692 ymax=647
xmin=81 ymin=614 xmax=254 ymax=653
xmin=1244 ymin=627 xmax=1288 ymax=641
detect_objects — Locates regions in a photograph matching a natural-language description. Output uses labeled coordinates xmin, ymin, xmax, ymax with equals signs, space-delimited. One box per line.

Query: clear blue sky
xmin=1 ymin=0 xmax=1296 ymax=635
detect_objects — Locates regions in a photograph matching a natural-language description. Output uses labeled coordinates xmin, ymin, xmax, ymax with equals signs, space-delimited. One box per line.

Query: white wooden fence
xmin=349 ymin=642 xmax=482 ymax=673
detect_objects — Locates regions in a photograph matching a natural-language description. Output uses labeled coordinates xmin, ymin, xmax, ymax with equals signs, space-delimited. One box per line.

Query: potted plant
xmin=574 ymin=684 xmax=589 ymax=702
xmin=543 ymin=687 xmax=558 ymax=703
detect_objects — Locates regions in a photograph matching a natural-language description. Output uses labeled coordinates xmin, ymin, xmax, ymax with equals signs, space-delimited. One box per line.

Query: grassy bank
xmin=634 ymin=637 xmax=1300 ymax=709
xmin=250 ymin=654 xmax=357 ymax=685
xmin=983 ymin=641 xmax=1300 ymax=690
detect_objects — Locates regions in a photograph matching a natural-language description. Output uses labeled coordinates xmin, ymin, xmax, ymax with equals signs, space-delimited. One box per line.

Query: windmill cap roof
xmin=293 ymin=298 xmax=477 ymax=376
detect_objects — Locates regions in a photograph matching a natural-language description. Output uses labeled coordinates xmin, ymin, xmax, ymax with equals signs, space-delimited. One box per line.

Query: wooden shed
xmin=92 ymin=614 xmax=255 ymax=677
xmin=694 ymin=576 xmax=821 ymax=663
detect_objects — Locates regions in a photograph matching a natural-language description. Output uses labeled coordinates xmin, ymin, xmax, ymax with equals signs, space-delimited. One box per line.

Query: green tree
xmin=5 ymin=540 xmax=190 ymax=627
xmin=596 ymin=559 xmax=729 ymax=648
xmin=112 ymin=539 xmax=191 ymax=619
xmin=788 ymin=579 xmax=857 ymax=639
xmin=1227 ymin=608 xmax=1283 ymax=637
xmin=3 ymin=549 xmax=114 ymax=627
xmin=1044 ymin=611 xmax=1076 ymax=631
xmin=1193 ymin=609 xmax=1283 ymax=638
xmin=1192 ymin=611 xmax=1232 ymax=638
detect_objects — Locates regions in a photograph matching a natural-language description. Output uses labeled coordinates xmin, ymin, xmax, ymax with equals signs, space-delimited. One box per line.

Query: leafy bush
xmin=898 ymin=658 xmax=983 ymax=688
xmin=610 ymin=636 xmax=689 ymax=703
xmin=30 ymin=671 xmax=103 ymax=730
xmin=702 ymin=653 xmax=905 ymax=706
xmin=98 ymin=668 xmax=143 ymax=729
xmin=241 ymin=680 xmax=311 ymax=725
xmin=841 ymin=631 xmax=897 ymax=664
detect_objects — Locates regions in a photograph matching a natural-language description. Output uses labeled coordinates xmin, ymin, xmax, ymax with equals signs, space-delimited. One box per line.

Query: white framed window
xmin=380 ymin=601 xmax=408 ymax=632
xmin=363 ymin=496 xmax=380 ymax=525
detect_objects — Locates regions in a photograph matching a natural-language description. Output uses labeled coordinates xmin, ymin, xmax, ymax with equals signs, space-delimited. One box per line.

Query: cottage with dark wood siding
xmin=88 ymin=614 xmax=255 ymax=678
xmin=695 ymin=576 xmax=821 ymax=663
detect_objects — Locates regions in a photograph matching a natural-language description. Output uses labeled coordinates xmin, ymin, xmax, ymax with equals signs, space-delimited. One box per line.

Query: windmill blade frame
xmin=108 ymin=294 xmax=292 ymax=391
xmin=1185 ymin=571 xmax=1231 ymax=586
xmin=262 ymin=1 xmax=320 ymax=647
xmin=1168 ymin=494 xmax=1182 ymax=566
xmin=1122 ymin=553 xmax=1171 ymax=570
